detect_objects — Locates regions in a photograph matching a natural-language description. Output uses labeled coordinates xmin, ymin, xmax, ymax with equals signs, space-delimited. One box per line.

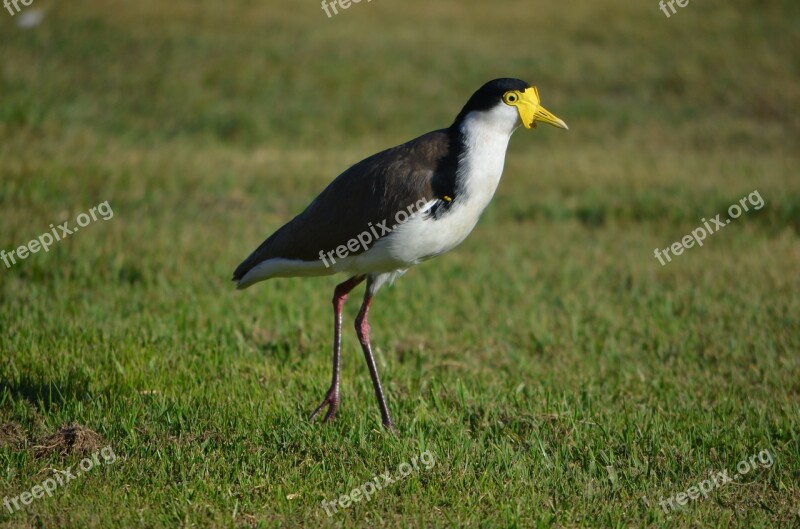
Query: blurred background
xmin=1 ymin=0 xmax=798 ymax=527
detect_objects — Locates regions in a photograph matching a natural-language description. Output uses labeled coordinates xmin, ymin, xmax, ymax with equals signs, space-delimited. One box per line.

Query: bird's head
xmin=453 ymin=78 xmax=568 ymax=134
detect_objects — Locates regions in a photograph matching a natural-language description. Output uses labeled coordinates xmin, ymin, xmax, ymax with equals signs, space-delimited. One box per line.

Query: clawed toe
xmin=309 ymin=389 xmax=339 ymax=423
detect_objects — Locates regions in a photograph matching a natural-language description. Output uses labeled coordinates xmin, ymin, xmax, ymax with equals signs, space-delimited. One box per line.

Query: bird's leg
xmin=309 ymin=275 xmax=365 ymax=423
xmin=355 ymin=286 xmax=397 ymax=432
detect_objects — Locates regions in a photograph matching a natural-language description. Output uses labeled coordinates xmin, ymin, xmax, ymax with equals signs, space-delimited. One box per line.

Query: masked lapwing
xmin=233 ymin=78 xmax=567 ymax=431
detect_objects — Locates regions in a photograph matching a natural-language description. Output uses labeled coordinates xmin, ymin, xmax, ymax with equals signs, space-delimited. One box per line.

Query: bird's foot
xmin=383 ymin=420 xmax=399 ymax=436
xmin=309 ymin=387 xmax=340 ymax=423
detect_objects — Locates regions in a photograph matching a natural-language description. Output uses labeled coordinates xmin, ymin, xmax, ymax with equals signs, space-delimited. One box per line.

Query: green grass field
xmin=1 ymin=0 xmax=799 ymax=527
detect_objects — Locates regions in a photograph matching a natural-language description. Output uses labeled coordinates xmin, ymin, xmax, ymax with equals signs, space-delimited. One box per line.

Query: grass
xmin=1 ymin=0 xmax=799 ymax=527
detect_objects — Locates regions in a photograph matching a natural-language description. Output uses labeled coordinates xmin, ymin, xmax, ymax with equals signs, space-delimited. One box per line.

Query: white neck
xmin=456 ymin=108 xmax=519 ymax=212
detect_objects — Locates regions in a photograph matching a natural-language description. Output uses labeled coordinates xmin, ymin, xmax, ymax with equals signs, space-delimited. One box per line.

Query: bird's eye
xmin=503 ymin=92 xmax=519 ymax=105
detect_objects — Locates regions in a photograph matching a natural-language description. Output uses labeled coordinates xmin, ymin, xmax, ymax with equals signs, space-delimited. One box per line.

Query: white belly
xmin=377 ymin=200 xmax=487 ymax=264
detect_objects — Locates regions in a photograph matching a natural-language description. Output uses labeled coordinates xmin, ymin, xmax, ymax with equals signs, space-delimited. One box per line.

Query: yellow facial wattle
xmin=503 ymin=86 xmax=568 ymax=130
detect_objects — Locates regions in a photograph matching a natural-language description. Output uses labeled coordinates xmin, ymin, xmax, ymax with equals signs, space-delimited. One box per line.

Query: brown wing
xmin=232 ymin=129 xmax=456 ymax=281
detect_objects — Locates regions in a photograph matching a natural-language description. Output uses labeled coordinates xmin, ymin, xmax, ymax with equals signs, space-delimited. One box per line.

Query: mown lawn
xmin=1 ymin=0 xmax=799 ymax=527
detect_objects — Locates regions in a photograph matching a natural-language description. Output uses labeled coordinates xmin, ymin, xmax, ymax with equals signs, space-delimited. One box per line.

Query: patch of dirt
xmin=0 ymin=422 xmax=28 ymax=449
xmin=34 ymin=423 xmax=105 ymax=458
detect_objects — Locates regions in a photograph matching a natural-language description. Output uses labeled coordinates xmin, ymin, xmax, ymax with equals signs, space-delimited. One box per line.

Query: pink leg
xmin=355 ymin=290 xmax=397 ymax=432
xmin=309 ymin=275 xmax=364 ymax=422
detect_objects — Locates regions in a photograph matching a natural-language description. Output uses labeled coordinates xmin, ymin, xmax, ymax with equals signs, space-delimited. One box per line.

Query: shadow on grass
xmin=0 ymin=370 xmax=94 ymax=413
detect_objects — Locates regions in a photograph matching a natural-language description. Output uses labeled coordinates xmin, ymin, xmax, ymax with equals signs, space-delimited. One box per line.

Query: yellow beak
xmin=513 ymin=86 xmax=568 ymax=130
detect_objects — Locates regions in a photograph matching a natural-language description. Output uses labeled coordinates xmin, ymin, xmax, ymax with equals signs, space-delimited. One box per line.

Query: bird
xmin=232 ymin=78 xmax=567 ymax=432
